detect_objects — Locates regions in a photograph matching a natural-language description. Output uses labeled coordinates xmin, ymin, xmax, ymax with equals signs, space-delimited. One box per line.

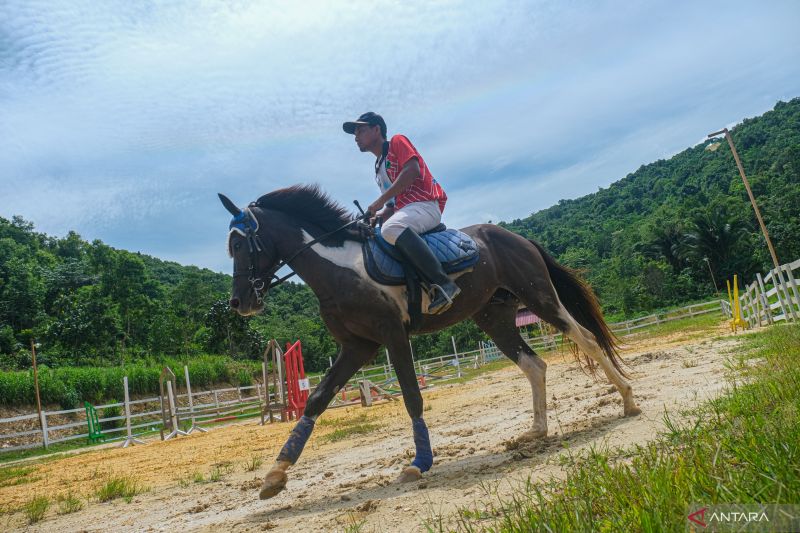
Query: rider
xmin=343 ymin=112 xmax=461 ymax=314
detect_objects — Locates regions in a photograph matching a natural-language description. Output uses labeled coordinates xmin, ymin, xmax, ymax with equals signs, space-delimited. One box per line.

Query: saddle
xmin=362 ymin=225 xmax=480 ymax=329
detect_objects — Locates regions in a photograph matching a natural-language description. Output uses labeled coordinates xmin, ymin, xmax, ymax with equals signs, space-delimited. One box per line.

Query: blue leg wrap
xmin=277 ymin=415 xmax=315 ymax=464
xmin=410 ymin=417 xmax=433 ymax=473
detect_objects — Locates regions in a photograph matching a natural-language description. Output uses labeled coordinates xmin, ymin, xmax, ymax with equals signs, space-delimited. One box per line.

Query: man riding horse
xmin=343 ymin=112 xmax=461 ymax=314
xmin=219 ymin=115 xmax=640 ymax=501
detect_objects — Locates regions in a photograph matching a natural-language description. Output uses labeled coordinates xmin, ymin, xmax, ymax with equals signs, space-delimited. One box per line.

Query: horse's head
xmin=219 ymin=193 xmax=275 ymax=316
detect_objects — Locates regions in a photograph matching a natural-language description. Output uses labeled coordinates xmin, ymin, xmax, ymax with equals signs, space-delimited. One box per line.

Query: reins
xmin=234 ymin=208 xmax=367 ymax=302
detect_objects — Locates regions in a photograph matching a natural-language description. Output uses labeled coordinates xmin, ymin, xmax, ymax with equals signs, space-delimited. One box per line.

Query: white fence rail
xmin=731 ymin=258 xmax=800 ymax=328
xmin=1 ymin=297 xmax=727 ymax=453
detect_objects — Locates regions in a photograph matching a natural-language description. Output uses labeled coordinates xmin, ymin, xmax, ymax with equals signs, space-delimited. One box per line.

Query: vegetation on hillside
xmin=1 ymin=98 xmax=798 ymax=388
xmin=502 ymin=98 xmax=800 ymax=317
xmin=0 ymin=217 xmax=482 ymax=379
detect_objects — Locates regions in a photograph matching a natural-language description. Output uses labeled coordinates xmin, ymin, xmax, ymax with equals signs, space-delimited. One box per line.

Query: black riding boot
xmin=394 ymin=228 xmax=462 ymax=314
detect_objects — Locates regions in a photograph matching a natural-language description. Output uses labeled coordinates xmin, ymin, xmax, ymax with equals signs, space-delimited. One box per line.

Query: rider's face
xmin=354 ymin=124 xmax=381 ymax=152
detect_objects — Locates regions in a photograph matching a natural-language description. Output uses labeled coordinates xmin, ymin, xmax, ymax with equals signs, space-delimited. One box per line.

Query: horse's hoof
xmin=397 ymin=466 xmax=422 ymax=483
xmin=624 ymin=405 xmax=642 ymax=417
xmin=517 ymin=428 xmax=548 ymax=443
xmin=259 ymin=470 xmax=288 ymax=499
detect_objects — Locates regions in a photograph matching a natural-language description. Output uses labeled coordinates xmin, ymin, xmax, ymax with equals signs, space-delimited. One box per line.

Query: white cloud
xmin=1 ymin=0 xmax=799 ymax=271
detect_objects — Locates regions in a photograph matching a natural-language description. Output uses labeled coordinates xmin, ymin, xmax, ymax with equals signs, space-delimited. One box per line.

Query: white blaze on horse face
xmin=300 ymin=230 xmax=410 ymax=323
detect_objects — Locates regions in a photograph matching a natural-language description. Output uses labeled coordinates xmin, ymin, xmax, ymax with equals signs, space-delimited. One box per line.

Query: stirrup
xmin=426 ymin=284 xmax=458 ymax=314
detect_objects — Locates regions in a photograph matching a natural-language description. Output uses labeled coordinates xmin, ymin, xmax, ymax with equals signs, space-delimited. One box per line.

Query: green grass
xmin=208 ymin=462 xmax=233 ymax=482
xmin=95 ymin=474 xmax=148 ymax=503
xmin=318 ymin=412 xmax=383 ymax=443
xmin=243 ymin=455 xmax=263 ymax=472
xmin=621 ymin=311 xmax=724 ymax=341
xmin=322 ymin=423 xmax=380 ymax=443
xmin=24 ymin=495 xmax=49 ymax=524
xmin=56 ymin=492 xmax=83 ymax=514
xmin=445 ymin=323 xmax=800 ymax=532
xmin=0 ymin=355 xmax=262 ymax=408
xmin=0 ymin=465 xmax=40 ymax=488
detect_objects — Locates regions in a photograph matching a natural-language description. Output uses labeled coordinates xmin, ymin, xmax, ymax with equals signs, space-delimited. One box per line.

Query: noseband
xmin=228 ymin=207 xmax=364 ymax=304
xmin=229 ymin=208 xmax=277 ymax=305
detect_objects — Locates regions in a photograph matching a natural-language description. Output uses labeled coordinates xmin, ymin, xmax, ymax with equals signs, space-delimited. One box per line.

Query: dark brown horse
xmin=220 ymin=184 xmax=640 ymax=500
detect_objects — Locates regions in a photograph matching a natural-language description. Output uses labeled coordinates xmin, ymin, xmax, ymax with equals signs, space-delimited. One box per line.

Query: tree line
xmin=501 ymin=98 xmax=800 ymax=318
xmin=0 ymin=217 xmax=483 ymax=373
xmin=1 ymin=98 xmax=798 ymax=374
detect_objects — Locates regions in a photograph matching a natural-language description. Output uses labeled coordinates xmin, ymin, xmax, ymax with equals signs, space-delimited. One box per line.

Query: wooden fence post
xmin=756 ymin=273 xmax=773 ymax=325
xmin=451 ymin=336 xmax=461 ymax=378
xmin=776 ymin=266 xmax=797 ymax=322
xmin=784 ymin=264 xmax=800 ymax=319
xmin=184 ymin=366 xmax=206 ymax=434
xmin=121 ymin=376 xmax=145 ymax=447
xmin=40 ymin=411 xmax=49 ymax=449
xmin=772 ymin=267 xmax=794 ymax=322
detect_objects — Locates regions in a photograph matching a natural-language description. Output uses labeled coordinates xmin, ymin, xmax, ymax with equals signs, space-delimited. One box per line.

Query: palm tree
xmin=639 ymin=222 xmax=685 ymax=272
xmin=679 ymin=210 xmax=750 ymax=281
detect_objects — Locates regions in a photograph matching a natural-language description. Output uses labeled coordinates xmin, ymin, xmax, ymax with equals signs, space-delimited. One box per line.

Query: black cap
xmin=343 ymin=112 xmax=386 ymax=138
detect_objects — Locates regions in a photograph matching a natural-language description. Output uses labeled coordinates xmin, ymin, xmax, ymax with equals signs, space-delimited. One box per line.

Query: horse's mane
xmin=253 ymin=184 xmax=361 ymax=244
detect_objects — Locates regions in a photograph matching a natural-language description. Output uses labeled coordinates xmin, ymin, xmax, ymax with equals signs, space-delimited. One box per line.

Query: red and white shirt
xmin=376 ymin=134 xmax=447 ymax=213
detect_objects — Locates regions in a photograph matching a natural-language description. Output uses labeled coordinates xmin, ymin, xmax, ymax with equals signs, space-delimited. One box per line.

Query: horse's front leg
xmin=260 ymin=339 xmax=378 ymax=499
xmin=386 ymin=335 xmax=432 ymax=483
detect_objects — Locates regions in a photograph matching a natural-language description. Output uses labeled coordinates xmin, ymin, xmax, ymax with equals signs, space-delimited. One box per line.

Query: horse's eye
xmin=233 ymin=242 xmax=241 ymax=252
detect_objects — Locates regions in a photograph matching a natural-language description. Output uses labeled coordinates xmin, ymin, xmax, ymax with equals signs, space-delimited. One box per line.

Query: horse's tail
xmin=528 ymin=240 xmax=627 ymax=378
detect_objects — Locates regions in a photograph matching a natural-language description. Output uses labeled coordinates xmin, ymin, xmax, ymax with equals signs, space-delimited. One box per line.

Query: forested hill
xmin=2 ymin=98 xmax=798 ymax=372
xmin=502 ymin=98 xmax=800 ymax=315
xmin=0 ymin=219 xmax=332 ymax=371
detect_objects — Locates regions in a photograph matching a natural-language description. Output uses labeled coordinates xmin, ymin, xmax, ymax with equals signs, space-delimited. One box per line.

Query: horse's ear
xmin=218 ymin=193 xmax=242 ymax=216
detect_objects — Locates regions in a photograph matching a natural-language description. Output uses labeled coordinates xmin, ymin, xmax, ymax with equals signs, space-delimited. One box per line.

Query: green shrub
xmin=24 ymin=495 xmax=49 ymax=524
xmin=236 ymin=368 xmax=253 ymax=387
xmin=101 ymin=405 xmax=122 ymax=431
xmin=0 ymin=354 xmax=265 ymax=407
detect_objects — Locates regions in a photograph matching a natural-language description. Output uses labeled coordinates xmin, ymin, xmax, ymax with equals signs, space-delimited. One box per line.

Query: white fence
xmin=0 ymin=376 xmax=269 ymax=453
xmin=1 ymin=298 xmax=727 ymax=454
xmin=728 ymin=258 xmax=800 ymax=327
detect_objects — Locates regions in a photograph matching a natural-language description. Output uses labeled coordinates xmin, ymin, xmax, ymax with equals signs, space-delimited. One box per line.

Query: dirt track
xmin=2 ymin=324 xmax=740 ymax=532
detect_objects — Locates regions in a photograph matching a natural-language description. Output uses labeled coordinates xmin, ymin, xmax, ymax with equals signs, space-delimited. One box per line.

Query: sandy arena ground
xmin=2 ymin=323 xmax=742 ymax=532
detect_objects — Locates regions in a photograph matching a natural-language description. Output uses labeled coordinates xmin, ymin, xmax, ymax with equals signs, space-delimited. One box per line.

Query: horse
xmin=219 ymin=184 xmax=640 ymax=500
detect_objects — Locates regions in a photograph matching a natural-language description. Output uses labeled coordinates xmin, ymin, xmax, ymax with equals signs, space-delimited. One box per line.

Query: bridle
xmin=229 ymin=206 xmax=365 ymax=304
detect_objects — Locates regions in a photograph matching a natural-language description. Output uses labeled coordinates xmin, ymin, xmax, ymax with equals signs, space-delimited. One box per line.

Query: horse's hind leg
xmin=473 ymin=298 xmax=549 ymax=440
xmin=512 ymin=281 xmax=641 ymax=417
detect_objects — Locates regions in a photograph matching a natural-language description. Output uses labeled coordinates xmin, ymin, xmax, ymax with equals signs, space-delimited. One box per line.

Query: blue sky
xmin=2 ymin=1 xmax=799 ymax=274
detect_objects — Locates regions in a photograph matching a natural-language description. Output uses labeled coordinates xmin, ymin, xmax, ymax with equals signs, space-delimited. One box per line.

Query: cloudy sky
xmin=2 ymin=0 xmax=799 ymax=273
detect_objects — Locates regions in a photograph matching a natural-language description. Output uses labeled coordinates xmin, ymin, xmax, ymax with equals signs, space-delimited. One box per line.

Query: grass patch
xmin=57 ymin=492 xmax=83 ymax=514
xmin=0 ymin=440 xmax=99 ymax=465
xmin=24 ymin=495 xmax=49 ymax=524
xmin=322 ymin=423 xmax=380 ymax=443
xmin=95 ymin=475 xmax=147 ymax=503
xmin=243 ymin=455 xmax=263 ymax=472
xmin=208 ymin=462 xmax=233 ymax=482
xmin=192 ymin=470 xmax=205 ymax=483
xmin=0 ymin=465 xmax=40 ymax=488
xmin=448 ymin=323 xmax=800 ymax=532
xmin=318 ymin=412 xmax=382 ymax=443
xmin=622 ymin=312 xmax=724 ymax=342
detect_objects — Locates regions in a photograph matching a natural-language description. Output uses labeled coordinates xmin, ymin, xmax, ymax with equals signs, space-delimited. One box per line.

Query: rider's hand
xmin=367 ymin=199 xmax=384 ymax=218
xmin=370 ymin=206 xmax=395 ymax=227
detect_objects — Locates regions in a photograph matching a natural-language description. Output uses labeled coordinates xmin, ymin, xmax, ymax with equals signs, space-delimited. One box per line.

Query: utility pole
xmin=703 ymin=257 xmax=719 ymax=293
xmin=30 ymin=340 xmax=45 ymax=445
xmin=707 ymin=128 xmax=780 ymax=269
